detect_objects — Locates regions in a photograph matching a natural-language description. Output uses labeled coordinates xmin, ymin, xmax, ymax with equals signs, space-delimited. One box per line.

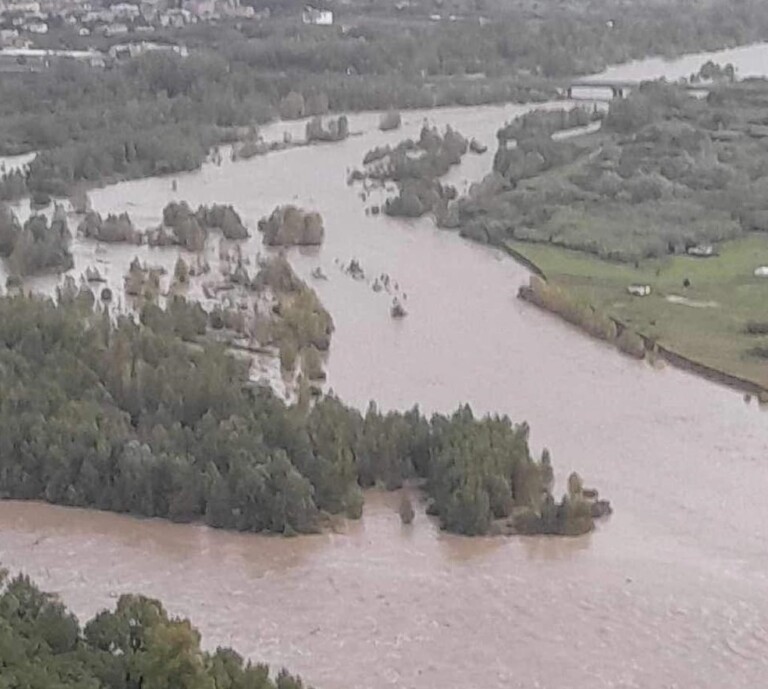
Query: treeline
xmin=496 ymin=106 xmax=599 ymax=144
xmin=519 ymin=275 xmax=646 ymax=359
xmin=0 ymin=292 xmax=601 ymax=536
xmin=0 ymin=51 xmax=549 ymax=201
xmin=222 ymin=1 xmax=768 ymax=80
xmin=0 ymin=569 xmax=308 ymax=689
xmin=0 ymin=202 xmax=73 ymax=277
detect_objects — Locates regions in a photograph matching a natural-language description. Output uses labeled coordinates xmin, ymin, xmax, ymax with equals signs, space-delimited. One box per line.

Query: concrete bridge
xmin=560 ymin=79 xmax=706 ymax=101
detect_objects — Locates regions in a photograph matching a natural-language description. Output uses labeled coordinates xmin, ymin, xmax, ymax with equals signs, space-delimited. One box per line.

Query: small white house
xmin=687 ymin=244 xmax=715 ymax=257
xmin=627 ymin=284 xmax=651 ymax=297
xmin=103 ymin=23 xmax=129 ymax=36
xmin=111 ymin=3 xmax=140 ymax=20
xmin=302 ymin=6 xmax=332 ymax=25
xmin=24 ymin=21 xmax=48 ymax=34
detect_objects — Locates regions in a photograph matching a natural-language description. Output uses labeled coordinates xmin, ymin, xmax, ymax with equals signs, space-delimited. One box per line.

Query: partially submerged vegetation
xmin=379 ymin=110 xmax=402 ymax=132
xmin=254 ymin=254 xmax=335 ymax=376
xmin=305 ymin=114 xmax=350 ymax=143
xmin=356 ymin=124 xmax=468 ymax=219
xmin=259 ymin=206 xmax=325 ymax=246
xmin=151 ymin=201 xmax=249 ymax=249
xmin=0 ymin=202 xmax=73 ymax=279
xmin=0 ymin=291 xmax=607 ymax=537
xmin=77 ymin=201 xmax=249 ymax=249
xmin=0 ymin=570 xmax=309 ymax=689
xmin=79 ymin=210 xmax=140 ymax=244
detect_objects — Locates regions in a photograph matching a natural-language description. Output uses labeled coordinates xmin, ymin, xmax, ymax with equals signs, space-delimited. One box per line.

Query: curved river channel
xmin=4 ymin=43 xmax=768 ymax=689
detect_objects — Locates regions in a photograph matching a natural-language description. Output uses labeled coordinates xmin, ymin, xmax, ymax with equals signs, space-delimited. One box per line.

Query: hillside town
xmin=0 ymin=0 xmax=274 ymax=63
xmin=0 ymin=0 xmax=259 ymax=42
xmin=0 ymin=0 xmax=341 ymax=69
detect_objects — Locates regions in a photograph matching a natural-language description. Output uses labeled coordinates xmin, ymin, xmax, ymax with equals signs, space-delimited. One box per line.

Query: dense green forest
xmin=0 ymin=292 xmax=600 ymax=536
xmin=2 ymin=0 xmax=768 ymax=198
xmin=0 ymin=569 xmax=308 ymax=689
xmin=457 ymin=80 xmax=768 ymax=261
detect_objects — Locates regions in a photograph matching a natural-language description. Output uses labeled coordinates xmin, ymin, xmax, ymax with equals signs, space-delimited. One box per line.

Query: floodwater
xmin=3 ymin=44 xmax=768 ymax=689
xmin=0 ymin=151 xmax=35 ymax=174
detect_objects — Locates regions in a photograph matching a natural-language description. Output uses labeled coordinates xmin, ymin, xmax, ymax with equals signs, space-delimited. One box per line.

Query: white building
xmin=302 ymin=6 xmax=332 ymax=25
xmin=112 ymin=3 xmax=141 ymax=20
xmin=627 ymin=284 xmax=651 ymax=297
xmin=103 ymin=23 xmax=129 ymax=36
xmin=8 ymin=0 xmax=40 ymax=13
xmin=25 ymin=21 xmax=48 ymax=34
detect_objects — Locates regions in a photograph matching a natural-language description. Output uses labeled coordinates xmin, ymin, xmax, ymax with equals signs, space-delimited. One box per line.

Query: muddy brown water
xmin=4 ymin=45 xmax=768 ymax=689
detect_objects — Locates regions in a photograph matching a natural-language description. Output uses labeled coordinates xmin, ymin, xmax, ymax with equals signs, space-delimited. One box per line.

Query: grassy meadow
xmin=508 ymin=235 xmax=768 ymax=388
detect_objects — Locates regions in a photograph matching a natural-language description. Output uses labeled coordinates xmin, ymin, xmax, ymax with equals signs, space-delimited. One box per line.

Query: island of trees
xmin=355 ymin=124 xmax=468 ymax=220
xmin=259 ymin=206 xmax=325 ymax=247
xmin=0 ymin=290 xmax=608 ymax=537
xmin=0 ymin=568 xmax=308 ymax=689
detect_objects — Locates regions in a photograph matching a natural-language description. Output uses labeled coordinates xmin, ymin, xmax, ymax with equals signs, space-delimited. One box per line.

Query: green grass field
xmin=507 ymin=235 xmax=768 ymax=388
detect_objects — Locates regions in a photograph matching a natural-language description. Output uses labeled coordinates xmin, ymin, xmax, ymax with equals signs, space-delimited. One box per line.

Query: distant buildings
xmin=0 ymin=0 xmax=255 ymax=60
xmin=0 ymin=0 xmax=253 ymax=46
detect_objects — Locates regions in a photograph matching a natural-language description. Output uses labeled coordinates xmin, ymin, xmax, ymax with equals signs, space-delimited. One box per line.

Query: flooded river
xmin=3 ymin=44 xmax=768 ymax=689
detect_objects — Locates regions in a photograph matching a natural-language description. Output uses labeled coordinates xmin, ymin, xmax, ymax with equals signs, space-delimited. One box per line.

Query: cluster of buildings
xmin=0 ymin=0 xmax=259 ymax=46
xmin=0 ymin=0 xmax=337 ymax=70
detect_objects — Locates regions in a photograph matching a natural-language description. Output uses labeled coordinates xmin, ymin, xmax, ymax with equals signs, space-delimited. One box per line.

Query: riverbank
xmin=444 ymin=71 xmax=768 ymax=396
xmin=505 ymin=236 xmax=768 ymax=396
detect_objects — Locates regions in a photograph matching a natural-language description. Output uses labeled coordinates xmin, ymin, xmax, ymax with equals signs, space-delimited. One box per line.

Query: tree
xmin=136 ymin=620 xmax=214 ymax=689
xmin=399 ymin=493 xmax=415 ymax=524
xmin=279 ymin=92 xmax=305 ymax=120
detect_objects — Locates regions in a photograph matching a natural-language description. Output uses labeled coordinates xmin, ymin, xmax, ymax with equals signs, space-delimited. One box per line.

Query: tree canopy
xmin=0 ymin=569 xmax=308 ymax=689
xmin=0 ymin=292 xmax=598 ymax=536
